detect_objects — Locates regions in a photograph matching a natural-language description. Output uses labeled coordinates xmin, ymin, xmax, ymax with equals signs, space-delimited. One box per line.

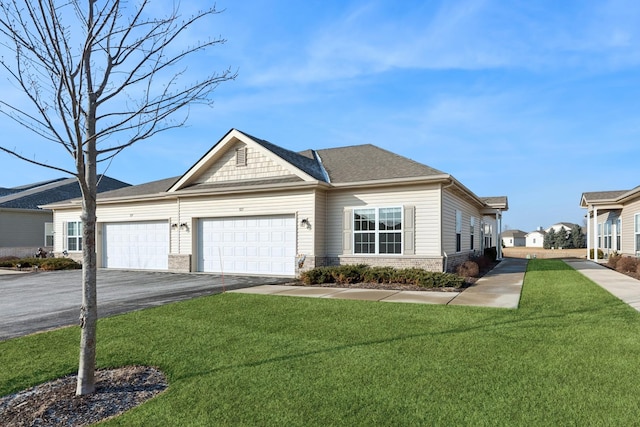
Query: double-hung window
xmin=353 ymin=207 xmax=402 ymax=254
xmin=616 ymin=218 xmax=622 ymax=251
xmin=67 ymin=221 xmax=83 ymax=252
xmin=604 ymin=221 xmax=612 ymax=249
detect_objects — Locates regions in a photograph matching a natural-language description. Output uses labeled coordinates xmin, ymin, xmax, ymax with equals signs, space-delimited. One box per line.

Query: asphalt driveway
xmin=0 ymin=269 xmax=292 ymax=341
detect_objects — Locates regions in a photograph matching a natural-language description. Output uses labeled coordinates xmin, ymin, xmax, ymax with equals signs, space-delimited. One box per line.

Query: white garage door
xmin=103 ymin=221 xmax=169 ymax=270
xmin=198 ymin=215 xmax=296 ymax=275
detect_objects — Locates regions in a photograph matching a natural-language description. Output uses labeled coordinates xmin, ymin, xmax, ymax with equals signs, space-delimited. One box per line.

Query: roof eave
xmin=42 ymin=180 xmax=332 ymax=209
xmin=330 ymin=174 xmax=452 ymax=189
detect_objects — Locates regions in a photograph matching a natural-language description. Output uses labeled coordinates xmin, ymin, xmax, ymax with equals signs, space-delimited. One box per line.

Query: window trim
xmin=353 ymin=206 xmax=403 ymax=255
xmin=67 ymin=221 xmax=83 ymax=252
xmin=604 ymin=220 xmax=612 ymax=249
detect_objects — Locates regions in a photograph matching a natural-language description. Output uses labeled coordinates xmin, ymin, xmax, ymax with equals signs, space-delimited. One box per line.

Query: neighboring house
xmin=546 ymin=222 xmax=579 ymax=234
xmin=0 ymin=176 xmax=130 ymax=257
xmin=43 ymin=129 xmax=508 ymax=276
xmin=581 ymin=186 xmax=640 ymax=259
xmin=501 ymin=229 xmax=526 ymax=247
xmin=525 ymin=228 xmax=546 ymax=248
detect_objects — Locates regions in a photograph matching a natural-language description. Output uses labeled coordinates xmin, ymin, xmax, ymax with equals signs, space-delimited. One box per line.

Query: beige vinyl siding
xmin=178 ymin=189 xmax=317 ymax=267
xmin=196 ymin=142 xmax=296 ymax=184
xmin=0 ymin=209 xmax=52 ymax=248
xmin=313 ymin=190 xmax=328 ymax=256
xmin=441 ymin=189 xmax=484 ymax=255
xmin=621 ymin=197 xmax=640 ymax=255
xmin=326 ymin=184 xmax=441 ymax=257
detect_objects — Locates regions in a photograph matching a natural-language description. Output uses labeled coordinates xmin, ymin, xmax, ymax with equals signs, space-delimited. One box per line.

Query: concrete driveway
xmin=0 ymin=269 xmax=292 ymax=341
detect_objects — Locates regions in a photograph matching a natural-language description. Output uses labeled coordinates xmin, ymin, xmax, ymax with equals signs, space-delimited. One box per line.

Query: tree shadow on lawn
xmin=176 ymin=294 xmax=627 ymax=382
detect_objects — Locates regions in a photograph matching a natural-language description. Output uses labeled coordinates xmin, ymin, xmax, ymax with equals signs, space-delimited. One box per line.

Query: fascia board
xmin=330 ymin=174 xmax=451 ymax=189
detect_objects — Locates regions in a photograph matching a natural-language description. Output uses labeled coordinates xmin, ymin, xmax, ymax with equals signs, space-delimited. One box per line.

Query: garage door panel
xmin=198 ymin=215 xmax=295 ymax=275
xmin=103 ymin=221 xmax=169 ymax=270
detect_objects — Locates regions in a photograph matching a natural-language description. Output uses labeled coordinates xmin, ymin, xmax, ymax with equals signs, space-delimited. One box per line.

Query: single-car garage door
xmin=103 ymin=221 xmax=169 ymax=270
xmin=198 ymin=215 xmax=296 ymax=275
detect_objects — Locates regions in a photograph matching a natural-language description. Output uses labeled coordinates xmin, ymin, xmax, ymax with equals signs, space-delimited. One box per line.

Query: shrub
xmin=589 ymin=249 xmax=604 ymax=259
xmin=0 ymin=256 xmax=81 ymax=271
xmin=40 ymin=258 xmax=81 ymax=271
xmin=300 ymin=267 xmax=334 ymax=285
xmin=299 ymin=265 xmax=465 ymax=288
xmin=471 ymin=255 xmax=491 ymax=270
xmin=361 ymin=266 xmax=397 ymax=284
xmin=616 ymin=257 xmax=638 ymax=274
xmin=0 ymin=256 xmax=20 ymax=268
xmin=331 ymin=264 xmax=367 ymax=284
xmin=607 ymin=253 xmax=622 ymax=269
xmin=456 ymin=260 xmax=480 ymax=278
xmin=484 ymin=247 xmax=498 ymax=262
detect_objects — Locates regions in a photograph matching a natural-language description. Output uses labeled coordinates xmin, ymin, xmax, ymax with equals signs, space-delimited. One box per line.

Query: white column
xmin=586 ymin=208 xmax=592 ymax=260
xmin=497 ymin=211 xmax=503 ymax=260
xmin=592 ymin=206 xmax=598 ymax=261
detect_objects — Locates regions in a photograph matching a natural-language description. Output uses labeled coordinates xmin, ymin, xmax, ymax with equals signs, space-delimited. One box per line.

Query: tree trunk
xmin=76 ymin=152 xmax=98 ymax=395
xmin=76 ymin=90 xmax=99 ymax=394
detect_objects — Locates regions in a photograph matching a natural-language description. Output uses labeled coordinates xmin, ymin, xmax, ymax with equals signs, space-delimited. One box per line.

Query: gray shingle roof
xmin=48 ymin=130 xmax=505 ymax=211
xmin=582 ymin=190 xmax=628 ymax=202
xmin=502 ymin=229 xmax=527 ymax=238
xmin=95 ymin=176 xmax=179 ymax=200
xmin=238 ymin=130 xmax=328 ymax=182
xmin=315 ymin=144 xmax=445 ymax=183
xmin=0 ymin=176 xmax=130 ymax=210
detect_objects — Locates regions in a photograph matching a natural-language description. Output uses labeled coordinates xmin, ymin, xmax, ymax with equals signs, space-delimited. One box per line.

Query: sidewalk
xmin=230 ymin=258 xmax=528 ymax=309
xmin=564 ymin=258 xmax=640 ymax=311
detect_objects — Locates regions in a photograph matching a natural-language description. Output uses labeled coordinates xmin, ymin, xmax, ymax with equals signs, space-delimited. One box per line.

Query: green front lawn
xmin=2 ymin=259 xmax=640 ymax=425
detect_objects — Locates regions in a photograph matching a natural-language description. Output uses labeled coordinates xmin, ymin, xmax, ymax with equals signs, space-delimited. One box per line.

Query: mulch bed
xmin=0 ymin=366 xmax=167 ymax=427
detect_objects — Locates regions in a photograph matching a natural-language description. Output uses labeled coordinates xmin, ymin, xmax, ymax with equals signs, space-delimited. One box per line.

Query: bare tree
xmin=0 ymin=0 xmax=236 ymax=395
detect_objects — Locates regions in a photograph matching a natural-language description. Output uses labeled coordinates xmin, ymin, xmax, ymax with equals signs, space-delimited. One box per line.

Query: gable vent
xmin=236 ymin=147 xmax=247 ymax=166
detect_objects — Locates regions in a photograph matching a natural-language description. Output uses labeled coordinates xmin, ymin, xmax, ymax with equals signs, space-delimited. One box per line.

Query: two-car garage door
xmin=198 ymin=215 xmax=296 ymax=276
xmin=103 ymin=221 xmax=169 ymax=270
xmin=101 ymin=215 xmax=296 ymax=275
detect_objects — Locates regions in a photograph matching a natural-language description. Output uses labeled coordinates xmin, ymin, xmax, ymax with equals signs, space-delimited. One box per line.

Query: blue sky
xmin=0 ymin=0 xmax=639 ymax=232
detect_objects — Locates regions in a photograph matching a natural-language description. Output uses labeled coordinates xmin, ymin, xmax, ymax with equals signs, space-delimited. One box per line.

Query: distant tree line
xmin=543 ymin=225 xmax=586 ymax=249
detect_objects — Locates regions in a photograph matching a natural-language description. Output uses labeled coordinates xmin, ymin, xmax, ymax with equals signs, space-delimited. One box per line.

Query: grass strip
xmin=2 ymin=259 xmax=640 ymax=425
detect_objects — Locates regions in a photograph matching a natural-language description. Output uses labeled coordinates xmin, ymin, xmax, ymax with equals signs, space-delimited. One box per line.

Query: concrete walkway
xmin=564 ymin=258 xmax=640 ymax=311
xmin=230 ymin=258 xmax=528 ymax=309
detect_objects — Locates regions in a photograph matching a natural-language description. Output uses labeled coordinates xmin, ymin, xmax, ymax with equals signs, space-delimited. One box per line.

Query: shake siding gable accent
xmin=195 ymin=142 xmax=295 ymax=184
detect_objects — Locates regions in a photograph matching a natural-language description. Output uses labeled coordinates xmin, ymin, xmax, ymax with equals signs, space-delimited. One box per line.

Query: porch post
xmin=496 ymin=210 xmax=503 ymax=260
xmin=586 ymin=208 xmax=591 ymax=260
xmin=592 ymin=206 xmax=598 ymax=261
